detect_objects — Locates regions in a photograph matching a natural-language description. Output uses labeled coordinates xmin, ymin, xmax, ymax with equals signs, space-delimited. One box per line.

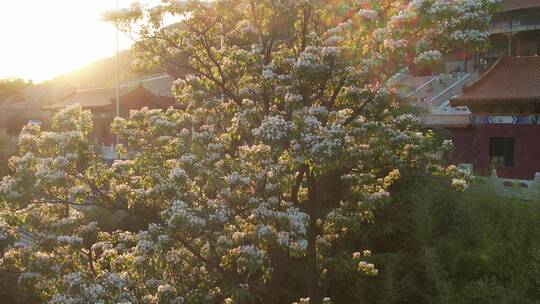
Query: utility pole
xmin=220 ymin=22 xmax=224 ymax=103
xmin=115 ymin=0 xmax=120 ymax=146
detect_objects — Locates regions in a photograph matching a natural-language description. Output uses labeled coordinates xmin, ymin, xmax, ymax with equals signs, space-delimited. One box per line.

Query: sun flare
xmin=0 ymin=0 xmax=160 ymax=83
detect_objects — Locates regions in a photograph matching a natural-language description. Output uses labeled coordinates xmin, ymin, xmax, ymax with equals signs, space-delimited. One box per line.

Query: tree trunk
xmin=305 ymin=171 xmax=344 ymax=304
xmin=262 ymin=249 xmax=289 ymax=304
xmin=306 ymin=174 xmax=324 ymax=304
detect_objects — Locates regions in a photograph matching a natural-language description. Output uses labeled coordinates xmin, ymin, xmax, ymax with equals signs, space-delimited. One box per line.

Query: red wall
xmin=450 ymin=124 xmax=540 ymax=180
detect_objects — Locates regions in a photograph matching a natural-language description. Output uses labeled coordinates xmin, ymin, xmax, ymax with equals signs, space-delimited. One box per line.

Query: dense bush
xmin=331 ymin=172 xmax=540 ymax=304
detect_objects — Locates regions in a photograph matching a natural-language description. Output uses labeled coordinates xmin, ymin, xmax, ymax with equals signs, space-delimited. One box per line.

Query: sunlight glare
xmin=0 ymin=0 xmax=162 ymax=83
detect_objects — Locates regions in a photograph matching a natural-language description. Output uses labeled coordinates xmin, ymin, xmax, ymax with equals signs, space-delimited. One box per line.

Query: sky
xmin=0 ymin=0 xmax=162 ymax=83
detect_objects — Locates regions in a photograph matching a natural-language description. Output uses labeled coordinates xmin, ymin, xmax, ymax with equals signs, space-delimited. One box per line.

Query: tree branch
xmin=291 ymin=165 xmax=307 ymax=205
xmin=27 ymin=200 xmax=120 ymax=212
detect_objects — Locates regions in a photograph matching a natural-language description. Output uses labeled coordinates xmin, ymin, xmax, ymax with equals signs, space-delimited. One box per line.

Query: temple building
xmin=45 ymin=74 xmax=177 ymax=145
xmin=413 ymin=1 xmax=540 ymax=181
xmin=449 ymin=55 xmax=540 ymax=180
xmin=488 ymin=0 xmax=540 ymax=64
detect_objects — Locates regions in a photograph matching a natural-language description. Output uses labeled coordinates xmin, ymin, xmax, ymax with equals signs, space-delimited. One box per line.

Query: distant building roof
xmin=423 ymin=113 xmax=472 ymax=129
xmin=45 ymin=85 xmax=175 ymax=111
xmin=45 ymin=86 xmax=138 ymax=110
xmin=121 ymin=73 xmax=175 ymax=97
xmin=25 ymin=85 xmax=76 ymax=105
xmin=0 ymin=84 xmax=74 ymax=115
xmin=450 ymin=56 xmax=540 ymax=107
xmin=1 ymin=92 xmax=25 ymax=105
xmin=501 ymin=0 xmax=540 ymax=11
xmin=45 ymin=73 xmax=176 ymax=111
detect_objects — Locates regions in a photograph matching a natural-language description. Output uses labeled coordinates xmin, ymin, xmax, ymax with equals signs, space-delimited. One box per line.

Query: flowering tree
xmin=447 ymin=0 xmax=499 ymax=72
xmin=1 ymin=0 xmax=486 ymax=303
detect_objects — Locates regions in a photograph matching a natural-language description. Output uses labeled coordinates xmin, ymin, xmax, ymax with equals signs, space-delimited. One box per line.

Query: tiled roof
xmin=423 ymin=114 xmax=472 ymax=128
xmin=0 ymin=92 xmax=25 ymax=105
xmin=1 ymin=85 xmax=75 ymax=110
xmin=45 ymin=73 xmax=175 ymax=110
xmin=450 ymin=56 xmax=540 ymax=107
xmin=45 ymin=86 xmax=140 ymax=110
xmin=121 ymin=73 xmax=175 ymax=97
xmin=24 ymin=85 xmax=75 ymax=104
xmin=501 ymin=0 xmax=540 ymax=11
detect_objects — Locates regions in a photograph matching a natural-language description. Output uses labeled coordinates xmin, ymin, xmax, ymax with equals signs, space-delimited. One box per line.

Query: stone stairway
xmin=399 ymin=73 xmax=478 ymax=110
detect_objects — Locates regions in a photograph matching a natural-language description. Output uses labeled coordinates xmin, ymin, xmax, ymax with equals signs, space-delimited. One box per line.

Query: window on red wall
xmin=490 ymin=137 xmax=515 ymax=167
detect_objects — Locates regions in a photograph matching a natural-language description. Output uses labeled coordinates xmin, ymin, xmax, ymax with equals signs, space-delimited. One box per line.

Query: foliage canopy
xmin=0 ymin=0 xmax=497 ymax=303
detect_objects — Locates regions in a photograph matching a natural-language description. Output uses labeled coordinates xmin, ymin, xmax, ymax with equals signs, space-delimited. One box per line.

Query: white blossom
xmin=356 ymin=8 xmax=377 ymax=20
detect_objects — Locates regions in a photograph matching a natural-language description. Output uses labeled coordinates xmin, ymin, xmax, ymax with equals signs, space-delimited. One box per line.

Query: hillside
xmin=50 ymin=49 xmax=139 ymax=88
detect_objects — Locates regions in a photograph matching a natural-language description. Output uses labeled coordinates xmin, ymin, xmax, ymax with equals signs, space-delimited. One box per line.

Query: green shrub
xmin=331 ymin=172 xmax=540 ymax=304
